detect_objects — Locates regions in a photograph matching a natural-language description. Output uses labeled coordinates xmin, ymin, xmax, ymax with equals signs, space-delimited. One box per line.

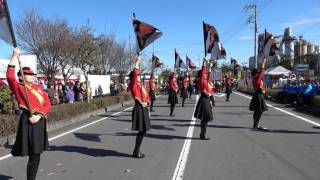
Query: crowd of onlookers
xmin=44 ymin=81 xmax=93 ymax=105
xmin=0 ymin=78 xmax=128 ymax=114
xmin=277 ymin=80 xmax=320 ymax=106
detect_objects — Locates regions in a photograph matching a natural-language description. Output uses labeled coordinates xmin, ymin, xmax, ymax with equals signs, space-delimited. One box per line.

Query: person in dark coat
xmin=168 ymin=72 xmax=179 ymax=116
xmin=225 ymin=73 xmax=232 ymax=102
xmin=149 ymin=74 xmax=157 ymax=112
xmin=129 ymin=56 xmax=151 ymax=158
xmin=249 ymin=58 xmax=268 ymax=130
xmin=180 ymin=74 xmax=188 ymax=107
xmin=194 ymin=59 xmax=214 ymax=140
xmin=7 ymin=48 xmax=51 ymax=180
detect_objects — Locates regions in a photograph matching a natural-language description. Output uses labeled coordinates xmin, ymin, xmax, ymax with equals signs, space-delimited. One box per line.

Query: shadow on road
xmin=49 ymin=145 xmax=131 ymax=157
xmin=116 ymin=132 xmax=199 ymax=140
xmin=74 ymin=133 xmax=111 ymax=142
xmin=150 ymin=125 xmax=176 ymax=131
xmin=257 ymin=129 xmax=320 ymax=134
xmin=0 ymin=175 xmax=13 ymax=180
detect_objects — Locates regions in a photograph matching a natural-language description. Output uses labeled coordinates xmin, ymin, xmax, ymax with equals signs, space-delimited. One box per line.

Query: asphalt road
xmin=0 ymin=92 xmax=320 ymax=180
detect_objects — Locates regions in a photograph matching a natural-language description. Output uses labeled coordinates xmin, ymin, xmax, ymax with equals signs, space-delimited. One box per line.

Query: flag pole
xmin=203 ymin=21 xmax=207 ymax=58
xmin=4 ymin=0 xmax=32 ymax=115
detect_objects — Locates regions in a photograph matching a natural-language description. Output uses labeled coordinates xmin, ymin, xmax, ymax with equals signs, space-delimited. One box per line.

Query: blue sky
xmin=1 ymin=0 xmax=320 ymax=68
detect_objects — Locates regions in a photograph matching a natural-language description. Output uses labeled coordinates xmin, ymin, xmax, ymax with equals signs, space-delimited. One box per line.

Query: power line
xmin=245 ymin=3 xmax=258 ymax=68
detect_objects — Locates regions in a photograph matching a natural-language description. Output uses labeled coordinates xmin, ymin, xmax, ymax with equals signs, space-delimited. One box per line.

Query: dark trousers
xmin=27 ymin=154 xmax=41 ymax=180
xmin=253 ymin=111 xmax=263 ymax=128
xmin=170 ymin=104 xmax=175 ymax=115
xmin=182 ymin=98 xmax=186 ymax=107
xmin=226 ymin=93 xmax=230 ymax=101
xmin=134 ymin=131 xmax=146 ymax=154
xmin=210 ymin=96 xmax=215 ymax=107
xmin=200 ymin=121 xmax=208 ymax=137
xmin=189 ymin=91 xmax=192 ymax=99
xmin=150 ymin=100 xmax=154 ymax=111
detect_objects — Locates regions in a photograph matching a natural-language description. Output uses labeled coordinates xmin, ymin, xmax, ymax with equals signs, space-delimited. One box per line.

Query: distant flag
xmin=230 ymin=58 xmax=237 ymax=68
xmin=263 ymin=29 xmax=279 ymax=58
xmin=132 ymin=13 xmax=162 ymax=53
xmin=0 ymin=0 xmax=16 ymax=46
xmin=174 ymin=49 xmax=186 ymax=69
xmin=152 ymin=54 xmax=163 ymax=68
xmin=186 ymin=54 xmax=196 ymax=69
xmin=230 ymin=58 xmax=241 ymax=80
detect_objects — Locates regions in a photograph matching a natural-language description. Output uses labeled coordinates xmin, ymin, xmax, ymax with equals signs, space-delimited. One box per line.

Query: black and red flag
xmin=152 ymin=54 xmax=163 ymax=68
xmin=186 ymin=54 xmax=196 ymax=69
xmin=174 ymin=49 xmax=186 ymax=69
xmin=0 ymin=0 xmax=16 ymax=46
xmin=230 ymin=58 xmax=239 ymax=75
xmin=203 ymin=21 xmax=219 ymax=56
xmin=132 ymin=13 xmax=162 ymax=53
xmin=203 ymin=21 xmax=226 ymax=59
xmin=263 ymin=29 xmax=279 ymax=57
xmin=0 ymin=0 xmax=32 ymax=114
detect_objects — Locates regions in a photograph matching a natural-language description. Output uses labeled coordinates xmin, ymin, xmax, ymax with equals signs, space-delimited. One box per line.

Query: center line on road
xmin=235 ymin=92 xmax=320 ymax=127
xmin=0 ymin=106 xmax=133 ymax=162
xmin=172 ymin=95 xmax=199 ymax=180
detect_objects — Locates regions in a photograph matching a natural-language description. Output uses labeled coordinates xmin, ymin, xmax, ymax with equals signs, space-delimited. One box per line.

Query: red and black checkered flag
xmin=132 ymin=13 xmax=162 ymax=53
xmin=0 ymin=0 xmax=16 ymax=46
xmin=186 ymin=54 xmax=196 ymax=69
xmin=203 ymin=21 xmax=220 ymax=56
xmin=264 ymin=29 xmax=279 ymax=57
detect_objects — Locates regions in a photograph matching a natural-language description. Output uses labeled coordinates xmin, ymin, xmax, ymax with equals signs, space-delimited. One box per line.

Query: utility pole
xmin=246 ymin=3 xmax=258 ymax=68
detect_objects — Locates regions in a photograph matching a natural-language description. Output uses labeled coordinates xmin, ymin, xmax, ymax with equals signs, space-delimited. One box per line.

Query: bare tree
xmin=70 ymin=25 xmax=97 ymax=102
xmin=16 ymin=9 xmax=72 ymax=84
xmin=94 ymin=33 xmax=116 ymax=74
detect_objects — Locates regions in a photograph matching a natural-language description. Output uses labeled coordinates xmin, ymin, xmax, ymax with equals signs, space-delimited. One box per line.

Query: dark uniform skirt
xmin=168 ymin=89 xmax=178 ymax=105
xmin=180 ymin=88 xmax=188 ymax=99
xmin=149 ymin=90 xmax=156 ymax=102
xmin=11 ymin=110 xmax=49 ymax=156
xmin=249 ymin=90 xmax=268 ymax=112
xmin=194 ymin=93 xmax=213 ymax=122
xmin=132 ymin=100 xmax=151 ymax=132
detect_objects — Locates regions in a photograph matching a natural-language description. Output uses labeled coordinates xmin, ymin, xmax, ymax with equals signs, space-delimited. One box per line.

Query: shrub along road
xmin=0 ymin=93 xmax=320 ymax=180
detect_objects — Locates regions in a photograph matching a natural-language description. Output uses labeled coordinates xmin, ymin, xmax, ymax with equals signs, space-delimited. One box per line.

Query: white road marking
xmin=172 ymin=95 xmax=199 ymax=180
xmin=0 ymin=106 xmax=133 ymax=162
xmin=214 ymin=93 xmax=226 ymax=97
xmin=234 ymin=92 xmax=320 ymax=127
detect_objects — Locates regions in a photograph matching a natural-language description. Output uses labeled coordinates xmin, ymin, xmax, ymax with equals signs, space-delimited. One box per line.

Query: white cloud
xmin=285 ymin=17 xmax=320 ymax=29
xmin=239 ymin=35 xmax=254 ymax=41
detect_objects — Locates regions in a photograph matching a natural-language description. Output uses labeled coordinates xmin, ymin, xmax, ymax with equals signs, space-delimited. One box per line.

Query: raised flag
xmin=175 ymin=49 xmax=186 ymax=69
xmin=132 ymin=13 xmax=162 ymax=53
xmin=230 ymin=58 xmax=238 ymax=69
xmin=186 ymin=54 xmax=196 ymax=69
xmin=263 ymin=29 xmax=279 ymax=58
xmin=203 ymin=21 xmax=220 ymax=56
xmin=230 ymin=58 xmax=240 ymax=77
xmin=210 ymin=42 xmax=226 ymax=60
xmin=152 ymin=54 xmax=163 ymax=68
xmin=0 ymin=0 xmax=16 ymax=46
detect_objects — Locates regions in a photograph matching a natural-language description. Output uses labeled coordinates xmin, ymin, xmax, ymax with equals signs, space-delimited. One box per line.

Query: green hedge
xmin=0 ymin=86 xmax=13 ymax=114
xmin=0 ymin=94 xmax=131 ymax=139
xmin=0 ymin=114 xmax=19 ymax=138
